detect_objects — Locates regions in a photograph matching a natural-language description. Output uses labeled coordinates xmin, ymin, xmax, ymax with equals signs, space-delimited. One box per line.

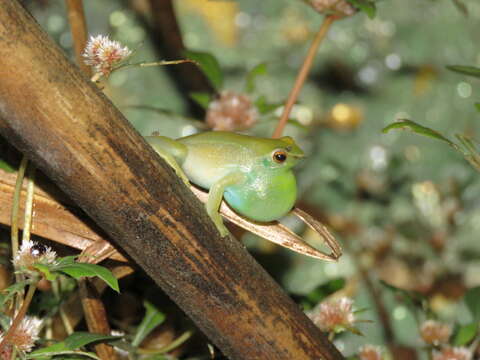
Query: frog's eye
xmin=273 ymin=150 xmax=287 ymax=163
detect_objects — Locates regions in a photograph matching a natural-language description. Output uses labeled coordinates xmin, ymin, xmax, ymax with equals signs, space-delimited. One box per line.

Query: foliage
xmin=34 ymin=256 xmax=119 ymax=293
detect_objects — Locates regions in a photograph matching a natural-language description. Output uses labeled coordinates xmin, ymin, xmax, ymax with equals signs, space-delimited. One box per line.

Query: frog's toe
xmin=214 ymin=219 xmax=229 ymax=237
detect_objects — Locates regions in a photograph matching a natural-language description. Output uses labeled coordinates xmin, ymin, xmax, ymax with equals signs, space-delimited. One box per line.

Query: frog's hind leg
xmin=207 ymin=172 xmax=246 ymax=237
xmin=145 ymin=136 xmax=190 ymax=185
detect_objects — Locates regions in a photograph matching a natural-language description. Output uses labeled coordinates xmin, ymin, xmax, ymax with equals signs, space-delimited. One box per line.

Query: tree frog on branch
xmin=146 ymin=131 xmax=305 ymax=237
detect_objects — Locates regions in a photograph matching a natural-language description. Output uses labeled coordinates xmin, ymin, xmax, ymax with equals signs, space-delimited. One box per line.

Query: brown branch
xmin=273 ymin=16 xmax=335 ymax=138
xmin=79 ymin=280 xmax=117 ymax=360
xmin=66 ymin=5 xmax=118 ymax=357
xmin=0 ymin=167 xmax=127 ymax=262
xmin=65 ymin=0 xmax=90 ymax=75
xmin=130 ymin=0 xmax=215 ymax=117
xmin=0 ymin=2 xmax=343 ymax=359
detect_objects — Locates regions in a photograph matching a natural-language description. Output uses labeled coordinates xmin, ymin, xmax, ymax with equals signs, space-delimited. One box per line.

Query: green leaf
xmin=246 ymin=63 xmax=267 ymax=93
xmin=27 ymin=350 xmax=100 ymax=359
xmin=345 ymin=0 xmax=376 ymax=18
xmin=255 ymin=96 xmax=283 ymax=115
xmin=380 ymin=280 xmax=427 ymax=315
xmin=184 ymin=50 xmax=223 ymax=90
xmin=453 ymin=323 xmax=477 ymax=346
xmin=0 ymin=281 xmax=31 ymax=307
xmin=28 ymin=332 xmax=121 ymax=358
xmin=446 ymin=65 xmax=480 ymax=78
xmin=143 ymin=356 xmax=171 ymax=360
xmin=34 ymin=263 xmax=58 ymax=281
xmin=0 ymin=313 xmax=12 ymax=331
xmin=451 ymin=0 xmax=468 ymax=16
xmin=190 ymin=92 xmax=212 ymax=109
xmin=475 ymin=103 xmax=480 ymax=112
xmin=56 ymin=262 xmax=119 ymax=293
xmin=132 ymin=301 xmax=166 ymax=347
xmin=303 ymin=278 xmax=345 ymax=308
xmin=464 ymin=286 xmax=480 ymax=321
xmin=382 ymin=120 xmax=458 ymax=148
xmin=0 ymin=159 xmax=15 ymax=173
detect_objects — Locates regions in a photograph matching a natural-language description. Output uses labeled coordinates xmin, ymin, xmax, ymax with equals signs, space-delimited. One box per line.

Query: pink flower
xmin=206 ymin=91 xmax=258 ymax=131
xmin=0 ymin=316 xmax=43 ymax=353
xmin=308 ymin=297 xmax=355 ymax=332
xmin=306 ymin=0 xmax=356 ymax=17
xmin=83 ymin=35 xmax=131 ymax=76
xmin=13 ymin=240 xmax=57 ymax=270
xmin=359 ymin=345 xmax=383 ymax=360
xmin=420 ymin=320 xmax=452 ymax=346
xmin=432 ymin=347 xmax=472 ymax=360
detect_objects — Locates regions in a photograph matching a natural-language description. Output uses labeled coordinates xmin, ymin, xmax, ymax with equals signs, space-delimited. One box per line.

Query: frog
xmin=146 ymin=131 xmax=305 ymax=237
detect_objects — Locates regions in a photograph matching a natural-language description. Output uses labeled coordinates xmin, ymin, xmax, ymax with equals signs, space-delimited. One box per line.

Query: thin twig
xmin=272 ymin=16 xmax=335 ymax=138
xmin=342 ymin=237 xmax=396 ymax=349
xmin=66 ymin=0 xmax=90 ymax=75
xmin=21 ymin=166 xmax=36 ymax=244
xmin=138 ymin=330 xmax=194 ymax=355
xmin=112 ymin=58 xmax=198 ymax=73
xmin=11 ymin=155 xmax=28 ymax=311
xmin=52 ymin=278 xmax=74 ymax=335
xmin=10 ymin=156 xmax=28 ymax=258
xmin=0 ymin=283 xmax=38 ymax=352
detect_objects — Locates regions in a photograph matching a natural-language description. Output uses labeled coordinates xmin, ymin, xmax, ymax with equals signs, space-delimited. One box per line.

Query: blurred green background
xmin=26 ymin=0 xmax=480 ymax=357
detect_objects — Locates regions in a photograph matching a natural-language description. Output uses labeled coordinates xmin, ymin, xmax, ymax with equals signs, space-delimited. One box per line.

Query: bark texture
xmin=0 ymin=2 xmax=343 ymax=359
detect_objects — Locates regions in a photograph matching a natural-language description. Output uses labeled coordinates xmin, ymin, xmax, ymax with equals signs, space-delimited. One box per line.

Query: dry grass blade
xmin=292 ymin=207 xmax=342 ymax=260
xmin=190 ymin=186 xmax=342 ymax=262
xmin=0 ymin=168 xmax=127 ymax=262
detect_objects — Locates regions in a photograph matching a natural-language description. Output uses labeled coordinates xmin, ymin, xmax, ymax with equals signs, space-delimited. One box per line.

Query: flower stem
xmin=272 ymin=15 xmax=335 ymax=138
xmin=52 ymin=278 xmax=74 ymax=335
xmin=21 ymin=165 xmax=36 ymax=244
xmin=328 ymin=331 xmax=335 ymax=342
xmin=11 ymin=156 xmax=28 ymax=258
xmin=11 ymin=155 xmax=28 ymax=312
xmin=138 ymin=329 xmax=194 ymax=355
xmin=116 ymin=59 xmax=198 ymax=72
xmin=0 ymin=283 xmax=37 ymax=352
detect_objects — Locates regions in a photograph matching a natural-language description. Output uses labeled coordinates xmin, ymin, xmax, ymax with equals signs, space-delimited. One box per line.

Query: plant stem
xmin=115 ymin=59 xmax=198 ymax=72
xmin=52 ymin=278 xmax=74 ymax=335
xmin=272 ymin=15 xmax=335 ymax=138
xmin=0 ymin=283 xmax=38 ymax=352
xmin=11 ymin=155 xmax=28 ymax=312
xmin=21 ymin=166 xmax=36 ymax=244
xmin=138 ymin=330 xmax=194 ymax=355
xmin=66 ymin=0 xmax=90 ymax=75
xmin=11 ymin=156 xmax=28 ymax=258
xmin=328 ymin=331 xmax=335 ymax=342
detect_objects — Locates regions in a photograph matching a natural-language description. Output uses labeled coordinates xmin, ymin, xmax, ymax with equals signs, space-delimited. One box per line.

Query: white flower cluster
xmin=307 ymin=297 xmax=356 ymax=332
xmin=83 ymin=35 xmax=131 ymax=76
xmin=308 ymin=0 xmax=356 ymax=17
xmin=0 ymin=316 xmax=43 ymax=353
xmin=206 ymin=91 xmax=258 ymax=131
xmin=432 ymin=347 xmax=472 ymax=360
xmin=13 ymin=239 xmax=57 ymax=269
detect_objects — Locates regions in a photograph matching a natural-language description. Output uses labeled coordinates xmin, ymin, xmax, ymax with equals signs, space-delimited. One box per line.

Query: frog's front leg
xmin=146 ymin=136 xmax=190 ymax=185
xmin=207 ymin=172 xmax=246 ymax=237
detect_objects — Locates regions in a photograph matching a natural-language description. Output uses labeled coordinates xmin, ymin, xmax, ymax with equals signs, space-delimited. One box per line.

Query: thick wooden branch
xmin=0 ymin=2 xmax=343 ymax=359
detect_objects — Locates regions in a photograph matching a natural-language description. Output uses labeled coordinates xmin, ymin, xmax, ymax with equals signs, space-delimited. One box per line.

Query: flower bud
xmin=420 ymin=320 xmax=452 ymax=346
xmin=305 ymin=0 xmax=356 ymax=18
xmin=206 ymin=91 xmax=258 ymax=131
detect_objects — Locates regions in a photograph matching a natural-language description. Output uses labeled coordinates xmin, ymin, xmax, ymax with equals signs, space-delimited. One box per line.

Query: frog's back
xmin=177 ymin=132 xmax=255 ymax=189
xmin=179 ymin=131 xmax=288 ymax=155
